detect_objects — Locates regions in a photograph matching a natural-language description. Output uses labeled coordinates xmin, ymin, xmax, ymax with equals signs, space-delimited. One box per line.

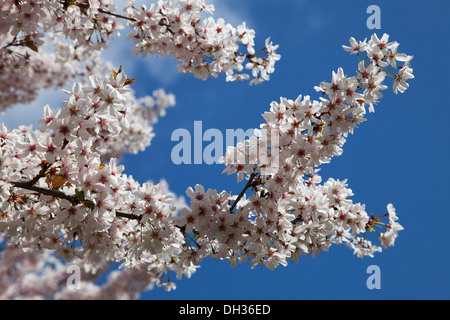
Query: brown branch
xmin=56 ymin=0 xmax=137 ymax=21
xmin=11 ymin=181 xmax=78 ymax=203
xmin=229 ymin=171 xmax=258 ymax=212
xmin=28 ymin=161 xmax=52 ymax=187
xmin=98 ymin=8 xmax=137 ymax=22
xmin=10 ymin=181 xmax=142 ymax=222
xmin=115 ymin=211 xmax=141 ymax=221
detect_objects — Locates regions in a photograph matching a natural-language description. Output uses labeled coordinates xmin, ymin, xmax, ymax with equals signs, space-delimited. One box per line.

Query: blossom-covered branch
xmin=182 ymin=33 xmax=413 ymax=269
xmin=0 ymin=0 xmax=280 ymax=112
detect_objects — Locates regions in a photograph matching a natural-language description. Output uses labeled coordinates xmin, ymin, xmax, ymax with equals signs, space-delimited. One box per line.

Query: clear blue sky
xmin=2 ymin=0 xmax=449 ymax=300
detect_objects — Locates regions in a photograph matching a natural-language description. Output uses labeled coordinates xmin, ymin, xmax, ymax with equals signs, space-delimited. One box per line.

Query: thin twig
xmin=98 ymin=8 xmax=137 ymax=22
xmin=229 ymin=171 xmax=258 ymax=212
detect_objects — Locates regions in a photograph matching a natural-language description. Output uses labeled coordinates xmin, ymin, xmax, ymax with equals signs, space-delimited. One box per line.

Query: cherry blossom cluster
xmin=0 ymin=174 xmax=188 ymax=299
xmin=0 ymin=0 xmax=279 ymax=112
xmin=0 ymin=236 xmax=68 ymax=299
xmin=30 ymin=68 xmax=175 ymax=161
xmin=222 ymin=34 xmax=414 ymax=182
xmin=0 ymin=33 xmax=72 ymax=111
xmin=205 ymin=33 xmax=413 ymax=266
xmin=0 ymin=0 xmax=123 ymax=51
xmin=0 ymin=67 xmax=190 ymax=294
xmin=89 ymin=85 xmax=176 ymax=160
xmin=127 ymin=0 xmax=280 ymax=84
xmin=178 ymin=179 xmax=402 ymax=270
xmin=0 ymin=0 xmax=124 ymax=111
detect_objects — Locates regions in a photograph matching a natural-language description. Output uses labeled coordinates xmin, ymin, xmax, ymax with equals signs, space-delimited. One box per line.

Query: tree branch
xmin=98 ymin=8 xmax=137 ymax=22
xmin=115 ymin=211 xmax=141 ymax=221
xmin=11 ymin=181 xmax=78 ymax=203
xmin=229 ymin=171 xmax=258 ymax=212
xmin=10 ymin=181 xmax=142 ymax=222
xmin=56 ymin=1 xmax=137 ymax=21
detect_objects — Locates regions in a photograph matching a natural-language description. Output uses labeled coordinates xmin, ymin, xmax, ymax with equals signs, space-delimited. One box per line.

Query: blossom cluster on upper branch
xmin=0 ymin=0 xmax=279 ymax=112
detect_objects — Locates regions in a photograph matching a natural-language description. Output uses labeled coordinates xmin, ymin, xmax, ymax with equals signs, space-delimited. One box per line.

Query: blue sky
xmin=1 ymin=0 xmax=449 ymax=300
